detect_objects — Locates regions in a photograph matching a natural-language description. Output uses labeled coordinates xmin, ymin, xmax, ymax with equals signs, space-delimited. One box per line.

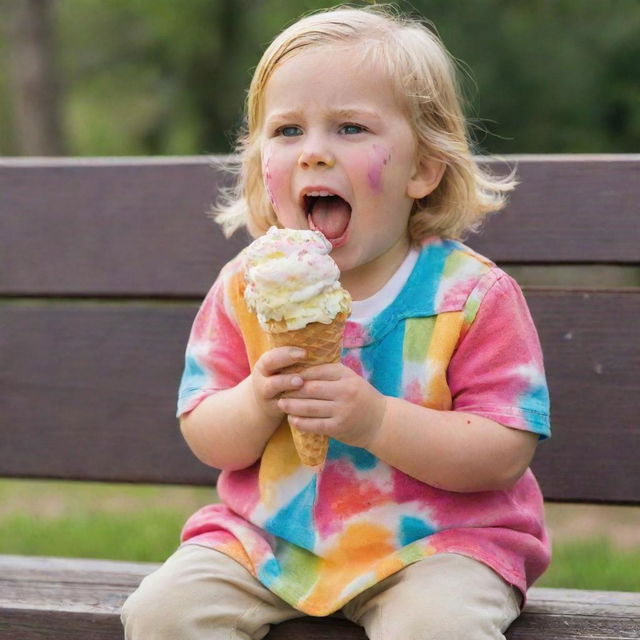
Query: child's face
xmin=259 ymin=46 xmax=441 ymax=298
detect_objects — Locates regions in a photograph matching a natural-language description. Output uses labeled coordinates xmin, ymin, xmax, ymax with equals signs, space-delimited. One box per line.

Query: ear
xmin=407 ymin=157 xmax=445 ymax=200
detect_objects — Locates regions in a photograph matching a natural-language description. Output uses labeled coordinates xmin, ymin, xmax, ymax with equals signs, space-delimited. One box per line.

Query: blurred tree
xmin=5 ymin=0 xmax=66 ymax=154
xmin=53 ymin=0 xmax=330 ymax=155
xmin=0 ymin=0 xmax=638 ymax=156
xmin=406 ymin=0 xmax=640 ymax=153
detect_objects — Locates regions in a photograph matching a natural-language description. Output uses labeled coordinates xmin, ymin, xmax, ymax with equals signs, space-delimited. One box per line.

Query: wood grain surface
xmin=1 ymin=156 xmax=638 ymax=297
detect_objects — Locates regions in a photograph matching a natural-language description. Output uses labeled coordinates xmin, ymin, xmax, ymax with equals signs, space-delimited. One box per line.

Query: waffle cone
xmin=268 ymin=312 xmax=348 ymax=466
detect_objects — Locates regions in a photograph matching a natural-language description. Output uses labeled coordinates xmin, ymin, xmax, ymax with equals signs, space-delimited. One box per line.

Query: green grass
xmin=537 ymin=539 xmax=640 ymax=592
xmin=0 ymin=510 xmax=185 ymax=562
xmin=0 ymin=479 xmax=213 ymax=563
xmin=1 ymin=479 xmax=638 ymax=591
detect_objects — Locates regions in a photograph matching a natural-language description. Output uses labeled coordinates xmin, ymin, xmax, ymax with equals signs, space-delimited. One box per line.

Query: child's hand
xmin=277 ymin=364 xmax=387 ymax=450
xmin=251 ymin=347 xmax=306 ymax=420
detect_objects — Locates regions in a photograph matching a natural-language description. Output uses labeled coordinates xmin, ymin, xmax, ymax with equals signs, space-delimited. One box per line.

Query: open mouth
xmin=303 ymin=192 xmax=351 ymax=247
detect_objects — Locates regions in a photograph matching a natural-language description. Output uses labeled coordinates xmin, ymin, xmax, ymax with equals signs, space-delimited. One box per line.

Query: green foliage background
xmin=1 ymin=0 xmax=639 ymax=156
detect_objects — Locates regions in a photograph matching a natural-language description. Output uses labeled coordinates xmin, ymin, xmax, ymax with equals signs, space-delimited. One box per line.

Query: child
xmin=122 ymin=5 xmax=550 ymax=639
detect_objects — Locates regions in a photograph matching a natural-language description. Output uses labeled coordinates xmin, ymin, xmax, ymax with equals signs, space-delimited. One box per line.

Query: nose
xmin=298 ymin=140 xmax=335 ymax=169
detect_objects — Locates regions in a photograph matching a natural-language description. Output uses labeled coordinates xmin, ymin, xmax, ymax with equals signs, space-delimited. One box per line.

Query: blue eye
xmin=278 ymin=126 xmax=302 ymax=137
xmin=340 ymin=123 xmax=365 ymax=135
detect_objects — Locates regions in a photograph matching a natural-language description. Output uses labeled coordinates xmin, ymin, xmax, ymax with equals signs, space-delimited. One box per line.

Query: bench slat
xmin=1 ymin=156 xmax=638 ymax=297
xmin=1 ymin=555 xmax=638 ymax=640
xmin=0 ymin=610 xmax=122 ymax=640
xmin=1 ymin=300 xmax=215 ymax=486
xmin=0 ymin=158 xmax=247 ymax=298
xmin=527 ymin=289 xmax=640 ymax=504
xmin=475 ymin=155 xmax=640 ymax=265
xmin=1 ymin=291 xmax=638 ymax=503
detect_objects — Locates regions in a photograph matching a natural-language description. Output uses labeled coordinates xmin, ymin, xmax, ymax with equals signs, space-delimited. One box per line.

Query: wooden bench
xmin=1 ymin=155 xmax=639 ymax=639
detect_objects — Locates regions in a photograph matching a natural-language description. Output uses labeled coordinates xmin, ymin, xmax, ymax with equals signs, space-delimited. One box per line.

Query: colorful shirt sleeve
xmin=177 ymin=265 xmax=250 ymax=417
xmin=447 ymin=270 xmax=551 ymax=438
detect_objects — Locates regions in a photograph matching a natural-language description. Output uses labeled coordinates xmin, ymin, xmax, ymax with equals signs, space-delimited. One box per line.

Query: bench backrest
xmin=1 ymin=155 xmax=639 ymax=504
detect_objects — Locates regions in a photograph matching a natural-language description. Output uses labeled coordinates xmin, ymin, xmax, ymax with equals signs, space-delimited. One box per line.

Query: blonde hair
xmin=214 ymin=4 xmax=516 ymax=241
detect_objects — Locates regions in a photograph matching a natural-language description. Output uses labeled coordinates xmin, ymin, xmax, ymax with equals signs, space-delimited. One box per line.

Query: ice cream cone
xmin=268 ymin=312 xmax=348 ymax=466
xmin=242 ymin=228 xmax=351 ymax=467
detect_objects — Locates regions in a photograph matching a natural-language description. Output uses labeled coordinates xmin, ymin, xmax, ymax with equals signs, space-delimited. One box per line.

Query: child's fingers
xmin=262 ymin=373 xmax=304 ymax=401
xmin=298 ymin=363 xmax=343 ymax=381
xmin=278 ymin=397 xmax=333 ymax=419
xmin=282 ymin=379 xmax=334 ymax=401
xmin=256 ymin=347 xmax=306 ymax=376
xmin=287 ymin=415 xmax=332 ymax=433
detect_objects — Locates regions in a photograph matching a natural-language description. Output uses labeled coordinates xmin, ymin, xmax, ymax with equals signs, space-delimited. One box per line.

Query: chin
xmin=331 ymin=250 xmax=360 ymax=277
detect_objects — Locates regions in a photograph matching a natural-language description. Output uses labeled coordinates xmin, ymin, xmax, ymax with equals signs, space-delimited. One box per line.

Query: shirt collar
xmin=343 ymin=237 xmax=489 ymax=348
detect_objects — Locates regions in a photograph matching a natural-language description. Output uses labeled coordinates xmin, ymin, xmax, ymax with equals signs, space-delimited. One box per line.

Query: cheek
xmin=367 ymin=144 xmax=392 ymax=193
xmin=261 ymin=147 xmax=285 ymax=209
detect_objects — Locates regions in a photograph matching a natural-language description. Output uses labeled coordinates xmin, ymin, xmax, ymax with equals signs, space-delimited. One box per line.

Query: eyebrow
xmin=265 ymin=108 xmax=383 ymax=124
xmin=331 ymin=108 xmax=383 ymax=121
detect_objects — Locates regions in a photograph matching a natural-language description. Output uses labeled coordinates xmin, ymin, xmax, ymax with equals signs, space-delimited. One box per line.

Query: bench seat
xmin=1 ymin=554 xmax=639 ymax=640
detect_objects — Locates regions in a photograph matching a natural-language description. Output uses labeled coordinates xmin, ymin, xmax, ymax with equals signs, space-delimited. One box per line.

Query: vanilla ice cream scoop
xmin=243 ymin=227 xmax=351 ymax=332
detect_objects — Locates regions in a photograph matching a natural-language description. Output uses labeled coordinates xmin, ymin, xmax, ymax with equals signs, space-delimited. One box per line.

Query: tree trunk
xmin=6 ymin=0 xmax=66 ymax=155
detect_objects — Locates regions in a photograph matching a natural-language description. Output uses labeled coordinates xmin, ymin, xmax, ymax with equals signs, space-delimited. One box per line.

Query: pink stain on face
xmin=261 ymin=147 xmax=278 ymax=210
xmin=367 ymin=144 xmax=392 ymax=193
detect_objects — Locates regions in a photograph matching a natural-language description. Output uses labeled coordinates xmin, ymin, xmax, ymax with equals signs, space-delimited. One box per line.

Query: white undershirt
xmin=349 ymin=249 xmax=419 ymax=324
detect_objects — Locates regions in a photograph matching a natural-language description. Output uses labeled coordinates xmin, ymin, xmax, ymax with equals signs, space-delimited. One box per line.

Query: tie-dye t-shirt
xmin=177 ymin=237 xmax=551 ymax=616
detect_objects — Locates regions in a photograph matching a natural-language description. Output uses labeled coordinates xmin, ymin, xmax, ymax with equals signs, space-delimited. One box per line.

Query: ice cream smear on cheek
xmin=368 ymin=144 xmax=392 ymax=193
xmin=243 ymin=227 xmax=351 ymax=331
xmin=261 ymin=147 xmax=278 ymax=209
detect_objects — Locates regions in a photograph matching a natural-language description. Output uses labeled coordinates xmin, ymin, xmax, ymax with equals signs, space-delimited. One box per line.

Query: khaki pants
xmin=121 ymin=544 xmax=521 ymax=639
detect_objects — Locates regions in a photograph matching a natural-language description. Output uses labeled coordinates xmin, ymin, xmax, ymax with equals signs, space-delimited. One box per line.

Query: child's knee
xmin=353 ymin=557 xmax=520 ymax=640
xmin=121 ymin=573 xmax=184 ymax=639
xmin=381 ymin=604 xmax=507 ymax=640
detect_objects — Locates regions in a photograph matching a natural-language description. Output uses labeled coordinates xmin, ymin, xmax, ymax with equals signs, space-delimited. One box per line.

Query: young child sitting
xmin=122 ymin=5 xmax=551 ymax=639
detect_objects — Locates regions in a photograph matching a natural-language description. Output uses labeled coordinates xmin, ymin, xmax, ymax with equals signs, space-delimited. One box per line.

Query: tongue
xmin=310 ymin=196 xmax=350 ymax=240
